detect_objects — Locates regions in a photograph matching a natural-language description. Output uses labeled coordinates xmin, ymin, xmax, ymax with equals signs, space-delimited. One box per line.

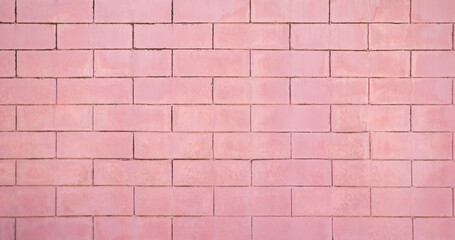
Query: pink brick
xmin=174 ymin=0 xmax=249 ymax=23
xmin=332 ymin=51 xmax=410 ymax=77
xmin=95 ymin=0 xmax=171 ymax=23
xmin=293 ymin=187 xmax=370 ymax=216
xmin=0 ymin=51 xmax=15 ymax=77
xmin=135 ymin=133 xmax=212 ymax=159
xmin=95 ymin=217 xmax=171 ymax=240
xmin=58 ymin=24 xmax=132 ymax=49
xmin=252 ymin=160 xmax=332 ymax=186
xmin=330 ymin=0 xmax=409 ymax=22
xmin=215 ymin=187 xmax=291 ymax=216
xmin=214 ymin=78 xmax=289 ymax=104
xmin=0 ymin=187 xmax=55 ymax=216
xmin=252 ymin=0 xmax=329 ymax=22
xmin=413 ymin=161 xmax=455 ymax=187
xmin=0 ymin=106 xmax=15 ymax=130
xmin=412 ymin=0 xmax=455 ymax=22
xmin=57 ymin=187 xmax=133 ymax=215
xmin=333 ymin=160 xmax=411 ymax=187
xmin=292 ymin=78 xmax=368 ymax=104
xmin=17 ymin=217 xmax=92 ymax=240
xmin=0 ymin=218 xmax=14 ymax=240
xmin=214 ymin=24 xmax=289 ymax=49
xmin=0 ymin=132 xmax=55 ymax=158
xmin=372 ymin=188 xmax=452 ymax=216
xmin=17 ymin=0 xmax=93 ymax=23
xmin=17 ymin=105 xmax=92 ymax=131
xmin=253 ymin=217 xmax=332 ymax=240
xmin=95 ymin=50 xmax=171 ymax=77
xmin=413 ymin=51 xmax=455 ymax=77
xmin=371 ymin=133 xmax=452 ymax=159
xmin=0 ymin=160 xmax=15 ymax=185
xmin=57 ymin=78 xmax=132 ymax=104
xmin=0 ymin=24 xmax=55 ymax=49
xmin=18 ymin=51 xmax=92 ymax=77
xmin=252 ymin=105 xmax=330 ymax=131
xmin=414 ymin=218 xmax=455 ymax=240
xmin=173 ymin=217 xmax=250 ymax=240
xmin=134 ymin=78 xmax=212 ymax=104
xmin=370 ymin=78 xmax=452 ymax=104
xmin=135 ymin=24 xmax=212 ymax=49
xmin=292 ymin=24 xmax=367 ymax=50
xmin=0 ymin=0 xmax=15 ymax=22
xmin=173 ymin=50 xmax=249 ymax=77
xmin=0 ymin=79 xmax=55 ymax=104
xmin=173 ymin=105 xmax=250 ymax=132
xmin=173 ymin=160 xmax=251 ymax=186
xmin=252 ymin=51 xmax=329 ymax=77
xmin=214 ymin=133 xmax=290 ymax=159
xmin=57 ymin=132 xmax=133 ymax=158
xmin=333 ymin=217 xmax=412 ymax=240
xmin=413 ymin=106 xmax=455 ymax=131
xmin=135 ymin=187 xmax=212 ymax=215
xmin=370 ymin=24 xmax=452 ymax=50
xmin=17 ymin=160 xmax=92 ymax=185
xmin=94 ymin=105 xmax=171 ymax=131
xmin=332 ymin=105 xmax=410 ymax=132
xmin=293 ymin=133 xmax=369 ymax=159
xmin=94 ymin=160 xmax=171 ymax=185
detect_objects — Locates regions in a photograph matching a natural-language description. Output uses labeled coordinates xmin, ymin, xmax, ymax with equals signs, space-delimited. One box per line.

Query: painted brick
xmin=95 ymin=217 xmax=171 ymax=240
xmin=252 ymin=0 xmax=329 ymax=22
xmin=0 ymin=218 xmax=14 ymax=240
xmin=0 ymin=79 xmax=56 ymax=104
xmin=0 ymin=24 xmax=55 ymax=49
xmin=173 ymin=217 xmax=250 ymax=240
xmin=412 ymin=0 xmax=455 ymax=22
xmin=413 ymin=106 xmax=455 ymax=131
xmin=0 ymin=187 xmax=55 ymax=216
xmin=0 ymin=0 xmax=15 ymax=22
xmin=0 ymin=132 xmax=55 ymax=158
xmin=17 ymin=0 xmax=93 ymax=23
xmin=253 ymin=217 xmax=332 ymax=240
xmin=174 ymin=0 xmax=249 ymax=23
xmin=95 ymin=0 xmax=171 ymax=23
xmin=16 ymin=217 xmax=92 ymax=240
xmin=0 ymin=51 xmax=15 ymax=77
xmin=333 ymin=217 xmax=412 ymax=240
xmin=0 ymin=106 xmax=15 ymax=130
xmin=414 ymin=218 xmax=455 ymax=240
xmin=413 ymin=161 xmax=455 ymax=187
xmin=0 ymin=160 xmax=15 ymax=185
xmin=330 ymin=0 xmax=410 ymax=22
xmin=214 ymin=24 xmax=289 ymax=49
xmin=17 ymin=160 xmax=92 ymax=185
xmin=412 ymin=51 xmax=455 ymax=77
xmin=58 ymin=24 xmax=132 ymax=49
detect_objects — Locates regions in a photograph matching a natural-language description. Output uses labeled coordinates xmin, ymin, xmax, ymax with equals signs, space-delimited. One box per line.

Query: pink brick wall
xmin=0 ymin=0 xmax=454 ymax=239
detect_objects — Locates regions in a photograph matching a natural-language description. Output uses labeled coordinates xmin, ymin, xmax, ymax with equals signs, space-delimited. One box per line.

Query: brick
xmin=330 ymin=0 xmax=409 ymax=22
xmin=0 ymin=24 xmax=55 ymax=49
xmin=58 ymin=24 xmax=132 ymax=49
xmin=135 ymin=24 xmax=212 ymax=49
xmin=0 ymin=106 xmax=15 ymax=130
xmin=173 ymin=160 xmax=250 ymax=186
xmin=414 ymin=218 xmax=455 ymax=240
xmin=95 ymin=50 xmax=171 ymax=77
xmin=18 ymin=50 xmax=92 ymax=77
xmin=0 ymin=218 xmax=14 ymax=240
xmin=0 ymin=132 xmax=55 ymax=158
xmin=94 ymin=160 xmax=171 ymax=186
xmin=214 ymin=133 xmax=290 ymax=159
xmin=0 ymin=51 xmax=15 ymax=77
xmin=252 ymin=51 xmax=329 ymax=77
xmin=370 ymin=24 xmax=452 ymax=50
xmin=252 ymin=0 xmax=329 ymax=22
xmin=174 ymin=0 xmax=249 ymax=23
xmin=252 ymin=160 xmax=332 ymax=186
xmin=371 ymin=133 xmax=452 ymax=159
xmin=253 ymin=217 xmax=332 ymax=240
xmin=291 ymin=78 xmax=368 ymax=104
xmin=134 ymin=78 xmax=212 ymax=104
xmin=94 ymin=105 xmax=171 ymax=131
xmin=0 ymin=79 xmax=55 ymax=104
xmin=333 ymin=217 xmax=412 ymax=240
xmin=17 ymin=160 xmax=92 ymax=185
xmin=331 ymin=105 xmax=410 ymax=132
xmin=17 ymin=105 xmax=92 ymax=131
xmin=135 ymin=133 xmax=212 ymax=159
xmin=331 ymin=51 xmax=410 ymax=77
xmin=412 ymin=0 xmax=455 ymax=22
xmin=0 ymin=160 xmax=15 ymax=185
xmin=214 ymin=78 xmax=289 ymax=104
xmin=292 ymin=133 xmax=369 ymax=159
xmin=17 ymin=0 xmax=93 ymax=23
xmin=95 ymin=217 xmax=171 ymax=240
xmin=173 ymin=50 xmax=249 ymax=77
xmin=413 ymin=106 xmax=455 ymax=131
xmin=214 ymin=24 xmax=289 ymax=49
xmin=57 ymin=78 xmax=132 ymax=104
xmin=293 ymin=187 xmax=370 ymax=216
xmin=372 ymin=188 xmax=452 ymax=216
xmin=95 ymin=0 xmax=171 ymax=23
xmin=17 ymin=217 xmax=92 ymax=240
xmin=413 ymin=161 xmax=455 ymax=187
xmin=173 ymin=217 xmax=250 ymax=240
xmin=0 ymin=0 xmax=15 ymax=22
xmin=413 ymin=51 xmax=455 ymax=77
xmin=135 ymin=187 xmax=212 ymax=215
xmin=252 ymin=105 xmax=330 ymax=131
xmin=57 ymin=132 xmax=133 ymax=158
xmin=292 ymin=24 xmax=367 ymax=50
xmin=173 ymin=105 xmax=250 ymax=132
xmin=333 ymin=160 xmax=411 ymax=187
xmin=0 ymin=187 xmax=55 ymax=216
xmin=57 ymin=187 xmax=133 ymax=215
xmin=370 ymin=78 xmax=452 ymax=104
xmin=215 ymin=187 xmax=291 ymax=216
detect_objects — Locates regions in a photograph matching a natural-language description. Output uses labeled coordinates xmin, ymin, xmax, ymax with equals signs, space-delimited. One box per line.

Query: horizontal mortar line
xmin=1 ymin=76 xmax=454 ymax=79
xmin=2 ymin=103 xmax=455 ymax=107
xmin=2 ymin=130 xmax=453 ymax=134
xmin=7 ymin=21 xmax=455 ymax=24
xmin=7 ymin=48 xmax=455 ymax=52
xmin=1 ymin=158 xmax=453 ymax=161
xmin=2 ymin=215 xmax=454 ymax=219
xmin=3 ymin=185 xmax=454 ymax=188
